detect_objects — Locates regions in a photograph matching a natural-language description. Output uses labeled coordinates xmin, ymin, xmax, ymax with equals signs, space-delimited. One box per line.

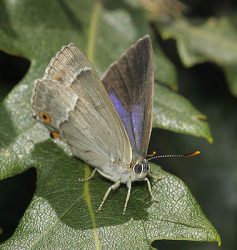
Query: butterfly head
xmin=132 ymin=159 xmax=150 ymax=180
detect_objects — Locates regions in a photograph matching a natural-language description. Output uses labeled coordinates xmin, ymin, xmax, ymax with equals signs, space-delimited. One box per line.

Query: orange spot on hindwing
xmin=38 ymin=111 xmax=52 ymax=124
xmin=50 ymin=131 xmax=60 ymax=139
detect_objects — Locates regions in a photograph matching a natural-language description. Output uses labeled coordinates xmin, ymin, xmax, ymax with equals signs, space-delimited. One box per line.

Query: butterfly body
xmin=32 ymin=36 xmax=154 ymax=213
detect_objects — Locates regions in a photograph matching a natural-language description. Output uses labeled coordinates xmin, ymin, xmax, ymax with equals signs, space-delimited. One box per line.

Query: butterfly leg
xmin=123 ymin=181 xmax=132 ymax=214
xmin=78 ymin=168 xmax=97 ymax=182
xmin=144 ymin=177 xmax=154 ymax=200
xmin=97 ymin=180 xmax=121 ymax=212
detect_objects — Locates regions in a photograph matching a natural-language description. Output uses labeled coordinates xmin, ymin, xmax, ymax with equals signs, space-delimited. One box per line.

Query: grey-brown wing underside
xmin=102 ymin=35 xmax=154 ymax=157
xmin=32 ymin=44 xmax=132 ymax=170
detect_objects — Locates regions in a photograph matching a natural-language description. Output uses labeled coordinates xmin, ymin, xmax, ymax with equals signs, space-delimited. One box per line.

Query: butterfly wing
xmin=102 ymin=35 xmax=154 ymax=157
xmin=32 ymin=44 xmax=132 ymax=172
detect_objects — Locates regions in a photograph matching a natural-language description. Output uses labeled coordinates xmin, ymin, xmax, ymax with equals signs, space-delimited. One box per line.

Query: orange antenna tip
xmin=184 ymin=150 xmax=201 ymax=157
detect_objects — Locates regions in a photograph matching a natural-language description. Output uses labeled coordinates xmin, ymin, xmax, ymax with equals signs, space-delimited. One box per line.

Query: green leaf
xmin=156 ymin=16 xmax=237 ymax=96
xmin=0 ymin=142 xmax=221 ymax=249
xmin=0 ymin=0 xmax=219 ymax=248
xmin=153 ymin=84 xmax=213 ymax=143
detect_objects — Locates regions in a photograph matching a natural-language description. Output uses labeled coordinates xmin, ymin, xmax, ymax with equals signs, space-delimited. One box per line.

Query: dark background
xmin=0 ymin=1 xmax=236 ymax=249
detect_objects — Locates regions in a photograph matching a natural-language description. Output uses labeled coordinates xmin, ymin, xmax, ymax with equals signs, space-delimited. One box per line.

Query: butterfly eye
xmin=38 ymin=111 xmax=52 ymax=124
xmin=133 ymin=161 xmax=150 ymax=175
xmin=134 ymin=163 xmax=143 ymax=174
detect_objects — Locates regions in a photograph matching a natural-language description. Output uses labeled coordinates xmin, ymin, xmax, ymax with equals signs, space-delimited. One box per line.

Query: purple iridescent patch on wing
xmin=109 ymin=90 xmax=144 ymax=152
xmin=132 ymin=104 xmax=144 ymax=149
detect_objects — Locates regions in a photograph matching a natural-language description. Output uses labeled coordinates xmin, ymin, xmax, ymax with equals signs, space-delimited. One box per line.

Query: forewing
xmin=32 ymin=44 xmax=132 ymax=170
xmin=102 ymin=35 xmax=154 ymax=157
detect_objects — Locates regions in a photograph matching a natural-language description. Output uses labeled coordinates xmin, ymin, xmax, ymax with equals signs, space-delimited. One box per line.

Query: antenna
xmin=146 ymin=150 xmax=200 ymax=161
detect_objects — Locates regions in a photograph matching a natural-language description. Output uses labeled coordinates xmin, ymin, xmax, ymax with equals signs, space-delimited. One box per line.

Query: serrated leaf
xmin=156 ymin=16 xmax=237 ymax=96
xmin=0 ymin=142 xmax=221 ymax=249
xmin=0 ymin=0 xmax=219 ymax=248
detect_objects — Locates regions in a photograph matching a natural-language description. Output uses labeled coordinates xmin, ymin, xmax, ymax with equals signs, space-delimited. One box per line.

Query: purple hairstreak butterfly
xmin=31 ymin=35 xmax=200 ymax=213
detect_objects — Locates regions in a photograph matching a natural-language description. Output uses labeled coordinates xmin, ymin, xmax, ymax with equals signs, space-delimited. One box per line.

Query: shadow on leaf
xmin=31 ymin=140 xmax=152 ymax=230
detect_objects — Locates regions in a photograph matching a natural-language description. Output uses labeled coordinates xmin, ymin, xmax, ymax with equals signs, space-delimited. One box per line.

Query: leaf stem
xmin=87 ymin=0 xmax=102 ymax=62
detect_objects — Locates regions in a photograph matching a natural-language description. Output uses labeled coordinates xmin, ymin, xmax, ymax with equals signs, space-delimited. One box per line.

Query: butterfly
xmin=31 ymin=35 xmax=199 ymax=213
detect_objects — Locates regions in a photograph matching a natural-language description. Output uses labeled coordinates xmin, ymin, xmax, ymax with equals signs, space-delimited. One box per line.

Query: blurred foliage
xmin=1 ymin=0 xmax=237 ymax=249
